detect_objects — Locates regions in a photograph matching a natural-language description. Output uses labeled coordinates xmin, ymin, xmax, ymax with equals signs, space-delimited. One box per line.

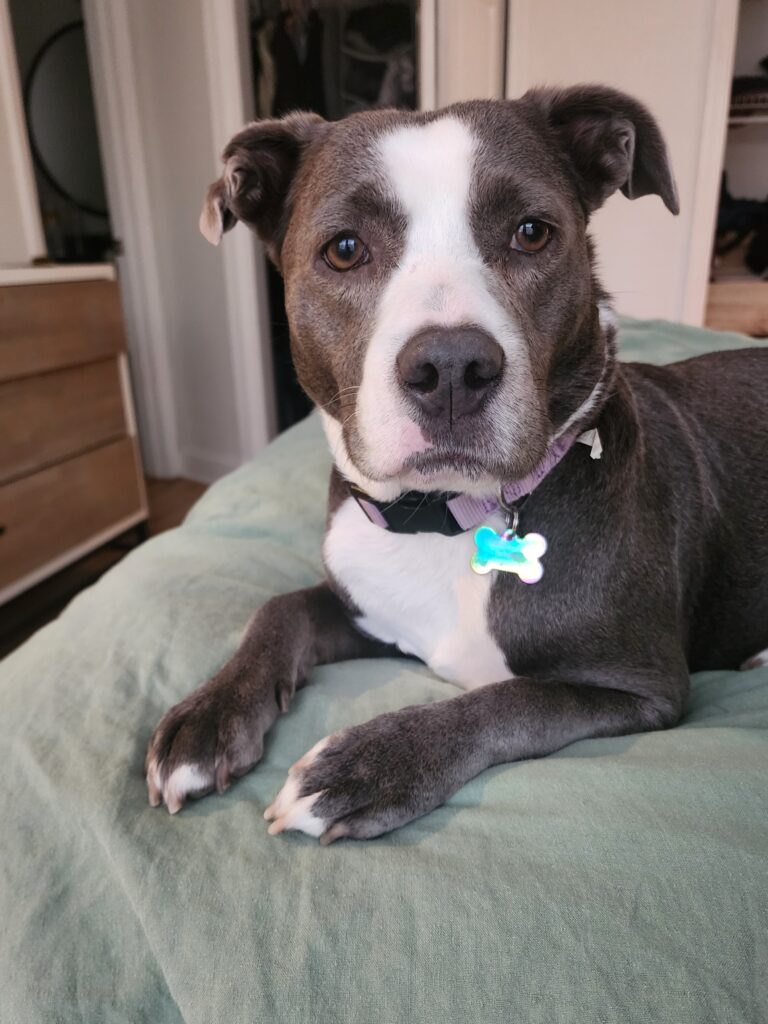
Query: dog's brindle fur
xmin=147 ymin=87 xmax=768 ymax=842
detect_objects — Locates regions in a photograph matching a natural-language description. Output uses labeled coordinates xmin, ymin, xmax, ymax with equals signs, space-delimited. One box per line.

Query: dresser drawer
xmin=0 ymin=280 xmax=125 ymax=382
xmin=0 ymin=439 xmax=145 ymax=592
xmin=0 ymin=359 xmax=127 ymax=484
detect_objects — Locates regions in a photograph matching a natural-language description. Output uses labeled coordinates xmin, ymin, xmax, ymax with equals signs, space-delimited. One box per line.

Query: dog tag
xmin=470 ymin=525 xmax=547 ymax=583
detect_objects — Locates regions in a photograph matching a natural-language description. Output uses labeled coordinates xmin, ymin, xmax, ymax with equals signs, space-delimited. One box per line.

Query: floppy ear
xmin=199 ymin=111 xmax=326 ymax=253
xmin=525 ymin=84 xmax=679 ymax=216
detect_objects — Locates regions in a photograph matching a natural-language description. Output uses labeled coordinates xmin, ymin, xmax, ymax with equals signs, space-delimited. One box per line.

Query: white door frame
xmin=435 ymin=0 xmax=506 ymax=106
xmin=84 ymin=0 xmax=181 ymax=476
xmin=85 ymin=0 xmax=495 ymax=478
xmin=84 ymin=0 xmax=275 ymax=478
xmin=0 ymin=0 xmax=46 ymax=263
xmin=678 ymin=0 xmax=739 ymax=324
xmin=200 ymin=0 xmax=277 ymax=459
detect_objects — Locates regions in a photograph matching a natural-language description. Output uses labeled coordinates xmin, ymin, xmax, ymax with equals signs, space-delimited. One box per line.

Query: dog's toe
xmin=164 ymin=763 xmax=214 ymax=813
xmin=264 ymin=736 xmax=331 ymax=838
xmin=264 ymin=772 xmax=327 ymax=837
xmin=146 ymin=759 xmax=214 ymax=814
xmin=145 ymin=685 xmax=273 ymax=813
xmin=740 ymin=648 xmax=768 ymax=671
xmin=146 ymin=760 xmax=163 ymax=807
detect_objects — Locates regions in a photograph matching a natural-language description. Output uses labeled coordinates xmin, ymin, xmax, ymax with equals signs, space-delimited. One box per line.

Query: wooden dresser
xmin=0 ymin=265 xmax=147 ymax=604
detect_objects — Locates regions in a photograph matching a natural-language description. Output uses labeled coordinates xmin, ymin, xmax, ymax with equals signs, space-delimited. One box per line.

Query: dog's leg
xmin=146 ymin=584 xmax=390 ymax=813
xmin=266 ymin=674 xmax=686 ymax=842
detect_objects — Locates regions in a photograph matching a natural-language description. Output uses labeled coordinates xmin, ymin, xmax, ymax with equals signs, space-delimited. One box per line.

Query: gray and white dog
xmin=146 ymin=86 xmax=768 ymax=843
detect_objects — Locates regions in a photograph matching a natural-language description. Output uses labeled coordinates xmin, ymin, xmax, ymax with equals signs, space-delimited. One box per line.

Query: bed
xmin=1 ymin=318 xmax=767 ymax=1024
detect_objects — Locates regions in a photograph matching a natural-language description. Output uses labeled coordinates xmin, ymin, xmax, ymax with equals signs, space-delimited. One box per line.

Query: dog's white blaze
xmin=324 ymin=497 xmax=511 ymax=688
xmin=354 ymin=116 xmax=532 ymax=484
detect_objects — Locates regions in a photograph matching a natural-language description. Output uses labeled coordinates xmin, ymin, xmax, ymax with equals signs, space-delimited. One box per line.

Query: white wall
xmin=507 ymin=0 xmax=738 ymax=324
xmin=0 ymin=0 xmax=45 ymax=265
xmin=86 ymin=0 xmax=274 ymax=483
xmin=435 ymin=0 xmax=506 ymax=105
xmin=123 ymin=0 xmax=244 ymax=482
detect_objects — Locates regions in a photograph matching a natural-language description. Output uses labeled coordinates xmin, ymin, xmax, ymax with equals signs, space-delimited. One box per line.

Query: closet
xmin=247 ymin=0 xmax=419 ymax=430
xmin=706 ymin=0 xmax=768 ymax=336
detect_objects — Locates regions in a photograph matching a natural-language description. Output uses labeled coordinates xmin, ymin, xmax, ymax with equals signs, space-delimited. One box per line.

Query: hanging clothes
xmin=271 ymin=7 xmax=326 ymax=117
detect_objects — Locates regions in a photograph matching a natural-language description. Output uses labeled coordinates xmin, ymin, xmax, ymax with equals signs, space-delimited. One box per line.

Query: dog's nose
xmin=396 ymin=326 xmax=504 ymax=421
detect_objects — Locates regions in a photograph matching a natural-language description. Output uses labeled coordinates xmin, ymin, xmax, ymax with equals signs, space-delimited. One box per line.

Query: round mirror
xmin=24 ymin=21 xmax=108 ymax=217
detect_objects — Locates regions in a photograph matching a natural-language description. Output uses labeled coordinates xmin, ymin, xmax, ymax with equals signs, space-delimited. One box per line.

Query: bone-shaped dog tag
xmin=470 ymin=525 xmax=547 ymax=583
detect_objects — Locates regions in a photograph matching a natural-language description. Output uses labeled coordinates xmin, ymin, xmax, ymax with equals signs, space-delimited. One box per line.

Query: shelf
xmin=341 ymin=43 xmax=388 ymax=64
xmin=340 ymin=42 xmax=412 ymax=63
xmin=341 ymin=91 xmax=371 ymax=107
xmin=0 ymin=262 xmax=116 ymax=286
xmin=729 ymin=115 xmax=768 ymax=125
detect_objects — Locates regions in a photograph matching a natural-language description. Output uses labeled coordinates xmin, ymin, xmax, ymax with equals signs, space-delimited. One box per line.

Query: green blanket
xmin=1 ymin=319 xmax=767 ymax=1024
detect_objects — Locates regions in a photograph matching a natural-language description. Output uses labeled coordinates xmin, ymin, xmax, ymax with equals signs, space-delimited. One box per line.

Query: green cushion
xmin=1 ymin=318 xmax=766 ymax=1023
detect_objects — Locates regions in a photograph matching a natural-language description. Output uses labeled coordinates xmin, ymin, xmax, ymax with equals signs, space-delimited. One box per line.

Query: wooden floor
xmin=0 ymin=477 xmax=207 ymax=660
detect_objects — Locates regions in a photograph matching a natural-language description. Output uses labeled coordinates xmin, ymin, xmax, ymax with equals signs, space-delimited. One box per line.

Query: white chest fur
xmin=323 ymin=497 xmax=511 ymax=688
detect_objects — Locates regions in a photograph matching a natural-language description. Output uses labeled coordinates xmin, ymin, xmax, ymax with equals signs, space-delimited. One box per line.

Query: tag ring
xmin=497 ymin=487 xmax=519 ymax=534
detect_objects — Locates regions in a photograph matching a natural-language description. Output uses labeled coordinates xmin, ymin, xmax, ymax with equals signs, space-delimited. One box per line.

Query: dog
xmin=146 ymin=86 xmax=768 ymax=843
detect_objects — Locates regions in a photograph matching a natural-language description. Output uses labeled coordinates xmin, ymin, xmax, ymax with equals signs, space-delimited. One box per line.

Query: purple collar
xmin=351 ymin=428 xmax=601 ymax=536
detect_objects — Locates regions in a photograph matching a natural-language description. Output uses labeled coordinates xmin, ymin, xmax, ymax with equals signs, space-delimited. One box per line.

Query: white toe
xmin=163 ymin=763 xmax=213 ymax=814
xmin=741 ymin=648 xmax=768 ymax=671
xmin=264 ymin=735 xmax=332 ymax=838
xmin=265 ymin=773 xmax=326 ymax=837
xmin=146 ymin=759 xmax=162 ymax=806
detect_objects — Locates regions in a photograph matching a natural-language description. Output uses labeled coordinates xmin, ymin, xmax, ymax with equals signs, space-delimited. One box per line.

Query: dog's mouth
xmin=403 ymin=448 xmax=489 ymax=479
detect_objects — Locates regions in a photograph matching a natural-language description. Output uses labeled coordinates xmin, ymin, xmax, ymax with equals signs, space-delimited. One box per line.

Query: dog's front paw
xmin=264 ymin=702 xmax=466 ymax=843
xmin=145 ymin=678 xmax=278 ymax=814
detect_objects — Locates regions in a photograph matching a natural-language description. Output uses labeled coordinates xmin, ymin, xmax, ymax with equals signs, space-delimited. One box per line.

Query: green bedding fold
xmin=1 ymin=318 xmax=766 ymax=1024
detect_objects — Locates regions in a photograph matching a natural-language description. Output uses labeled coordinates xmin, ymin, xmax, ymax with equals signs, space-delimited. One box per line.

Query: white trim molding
xmin=0 ymin=0 xmax=46 ymax=262
xmin=680 ymin=0 xmax=739 ymax=325
xmin=83 ymin=0 xmax=182 ymax=477
xmin=505 ymin=0 xmax=532 ymax=99
xmin=0 ymin=263 xmax=115 ymax=286
xmin=435 ymin=0 xmax=506 ymax=105
xmin=418 ymin=0 xmax=437 ymax=110
xmin=179 ymin=444 xmax=242 ymax=485
xmin=201 ymin=0 xmax=277 ymax=462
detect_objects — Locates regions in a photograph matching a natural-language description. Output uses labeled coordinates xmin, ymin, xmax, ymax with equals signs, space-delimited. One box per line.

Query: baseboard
xmin=178 ymin=446 xmax=241 ymax=484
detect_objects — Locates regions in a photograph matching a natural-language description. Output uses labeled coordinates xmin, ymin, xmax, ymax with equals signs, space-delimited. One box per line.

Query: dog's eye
xmin=511 ymin=220 xmax=552 ymax=254
xmin=323 ymin=232 xmax=368 ymax=271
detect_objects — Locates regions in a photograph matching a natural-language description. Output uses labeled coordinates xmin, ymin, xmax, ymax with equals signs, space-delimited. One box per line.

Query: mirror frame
xmin=23 ymin=19 xmax=109 ymax=218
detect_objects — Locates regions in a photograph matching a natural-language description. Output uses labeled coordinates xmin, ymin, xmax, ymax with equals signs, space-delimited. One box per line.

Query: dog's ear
xmin=199 ymin=111 xmax=326 ymax=252
xmin=525 ymin=84 xmax=679 ymax=215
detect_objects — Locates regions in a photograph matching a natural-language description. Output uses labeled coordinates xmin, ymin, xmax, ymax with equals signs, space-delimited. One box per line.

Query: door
xmin=83 ymin=0 xmax=509 ymax=480
xmin=506 ymin=0 xmax=739 ymax=324
xmin=244 ymin=0 xmax=508 ymax=432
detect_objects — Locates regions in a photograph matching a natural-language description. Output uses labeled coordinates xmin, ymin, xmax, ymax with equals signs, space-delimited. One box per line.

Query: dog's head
xmin=201 ymin=87 xmax=678 ymax=499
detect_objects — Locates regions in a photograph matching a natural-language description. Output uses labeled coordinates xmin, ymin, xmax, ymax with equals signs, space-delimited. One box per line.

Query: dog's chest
xmin=323 ymin=498 xmax=510 ymax=688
